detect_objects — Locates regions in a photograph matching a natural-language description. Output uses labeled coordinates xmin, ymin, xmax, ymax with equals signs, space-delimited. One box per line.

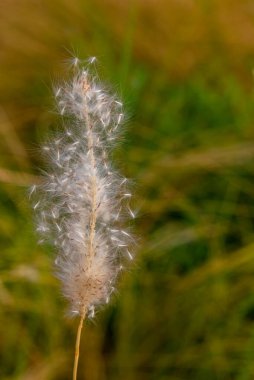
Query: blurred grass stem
xmin=73 ymin=313 xmax=85 ymax=380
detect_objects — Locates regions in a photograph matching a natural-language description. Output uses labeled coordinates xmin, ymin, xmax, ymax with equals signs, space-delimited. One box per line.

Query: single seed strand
xmin=83 ymin=79 xmax=97 ymax=268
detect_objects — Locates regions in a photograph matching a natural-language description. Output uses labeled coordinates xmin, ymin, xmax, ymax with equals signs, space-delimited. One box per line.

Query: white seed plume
xmin=32 ymin=58 xmax=135 ymax=318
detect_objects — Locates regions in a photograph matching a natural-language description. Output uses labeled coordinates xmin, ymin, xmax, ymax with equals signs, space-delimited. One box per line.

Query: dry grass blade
xmin=18 ymin=352 xmax=68 ymax=380
xmin=163 ymin=143 xmax=254 ymax=171
xmin=175 ymin=242 xmax=254 ymax=292
xmin=0 ymin=107 xmax=30 ymax=169
xmin=0 ymin=167 xmax=40 ymax=186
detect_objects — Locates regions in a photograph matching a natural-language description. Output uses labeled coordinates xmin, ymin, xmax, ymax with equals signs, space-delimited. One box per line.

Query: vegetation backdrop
xmin=1 ymin=1 xmax=254 ymax=379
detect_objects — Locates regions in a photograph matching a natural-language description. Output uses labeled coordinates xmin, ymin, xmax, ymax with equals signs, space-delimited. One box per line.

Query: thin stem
xmin=72 ymin=75 xmax=97 ymax=380
xmin=82 ymin=77 xmax=97 ymax=268
xmin=73 ymin=314 xmax=85 ymax=380
xmin=88 ymin=172 xmax=97 ymax=263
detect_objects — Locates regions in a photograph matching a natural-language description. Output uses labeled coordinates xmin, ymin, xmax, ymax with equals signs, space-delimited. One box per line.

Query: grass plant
xmin=1 ymin=1 xmax=254 ymax=379
xmin=31 ymin=58 xmax=135 ymax=379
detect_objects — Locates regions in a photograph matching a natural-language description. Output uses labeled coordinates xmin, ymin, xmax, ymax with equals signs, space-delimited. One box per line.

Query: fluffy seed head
xmin=31 ymin=58 xmax=135 ymax=318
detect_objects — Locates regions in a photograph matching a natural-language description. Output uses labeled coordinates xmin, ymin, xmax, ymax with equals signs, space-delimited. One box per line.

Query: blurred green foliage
xmin=1 ymin=1 xmax=254 ymax=379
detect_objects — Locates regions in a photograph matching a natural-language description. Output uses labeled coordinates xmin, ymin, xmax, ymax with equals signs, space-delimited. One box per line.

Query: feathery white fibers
xmin=31 ymin=58 xmax=135 ymax=319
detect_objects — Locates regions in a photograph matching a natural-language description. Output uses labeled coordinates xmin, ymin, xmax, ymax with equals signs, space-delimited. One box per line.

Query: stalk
xmin=73 ymin=314 xmax=85 ymax=380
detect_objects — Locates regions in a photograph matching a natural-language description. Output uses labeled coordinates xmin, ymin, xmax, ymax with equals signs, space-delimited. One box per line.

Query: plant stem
xmin=72 ymin=314 xmax=85 ymax=380
xmin=72 ymin=76 xmax=97 ymax=380
xmin=83 ymin=85 xmax=97 ymax=269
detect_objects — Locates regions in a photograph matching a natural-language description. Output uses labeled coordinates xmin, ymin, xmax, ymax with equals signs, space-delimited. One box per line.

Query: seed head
xmin=31 ymin=58 xmax=135 ymax=318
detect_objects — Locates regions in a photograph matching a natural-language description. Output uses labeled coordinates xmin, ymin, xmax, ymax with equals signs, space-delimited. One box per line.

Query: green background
xmin=1 ymin=1 xmax=254 ymax=379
